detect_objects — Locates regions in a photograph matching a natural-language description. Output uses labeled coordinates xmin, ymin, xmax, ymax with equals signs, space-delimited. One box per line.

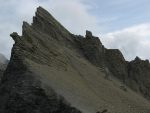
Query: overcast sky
xmin=0 ymin=0 xmax=150 ymax=61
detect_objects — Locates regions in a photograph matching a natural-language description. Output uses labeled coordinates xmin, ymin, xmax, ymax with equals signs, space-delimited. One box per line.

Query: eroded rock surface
xmin=75 ymin=31 xmax=150 ymax=100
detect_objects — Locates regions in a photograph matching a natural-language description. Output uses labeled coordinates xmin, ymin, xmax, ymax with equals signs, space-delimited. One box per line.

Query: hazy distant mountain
xmin=0 ymin=7 xmax=149 ymax=113
xmin=0 ymin=53 xmax=8 ymax=80
xmin=0 ymin=53 xmax=7 ymax=64
xmin=0 ymin=53 xmax=8 ymax=70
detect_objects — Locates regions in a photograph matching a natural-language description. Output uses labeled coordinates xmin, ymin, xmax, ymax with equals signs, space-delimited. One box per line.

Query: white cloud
xmin=0 ymin=0 xmax=40 ymax=58
xmin=39 ymin=0 xmax=100 ymax=35
xmin=101 ymin=23 xmax=150 ymax=61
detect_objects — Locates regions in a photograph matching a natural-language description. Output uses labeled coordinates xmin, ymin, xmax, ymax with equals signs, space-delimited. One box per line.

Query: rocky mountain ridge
xmin=74 ymin=30 xmax=150 ymax=100
xmin=0 ymin=6 xmax=150 ymax=113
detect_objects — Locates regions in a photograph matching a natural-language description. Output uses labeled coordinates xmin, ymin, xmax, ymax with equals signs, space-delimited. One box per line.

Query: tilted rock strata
xmin=0 ymin=6 xmax=150 ymax=113
xmin=75 ymin=30 xmax=150 ymax=100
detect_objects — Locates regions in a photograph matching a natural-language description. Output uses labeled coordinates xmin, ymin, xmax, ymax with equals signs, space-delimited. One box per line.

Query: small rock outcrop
xmin=10 ymin=32 xmax=21 ymax=43
xmin=85 ymin=30 xmax=93 ymax=39
xmin=105 ymin=49 xmax=128 ymax=82
xmin=75 ymin=30 xmax=105 ymax=67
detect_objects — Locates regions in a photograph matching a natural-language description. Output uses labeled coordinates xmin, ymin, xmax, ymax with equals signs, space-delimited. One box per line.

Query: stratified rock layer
xmin=79 ymin=30 xmax=105 ymax=67
xmin=0 ymin=6 xmax=150 ymax=113
xmin=75 ymin=31 xmax=150 ymax=100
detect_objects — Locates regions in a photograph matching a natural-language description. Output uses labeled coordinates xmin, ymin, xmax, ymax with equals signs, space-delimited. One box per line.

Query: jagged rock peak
xmin=32 ymin=6 xmax=63 ymax=29
xmin=85 ymin=30 xmax=93 ymax=39
xmin=31 ymin=6 xmax=74 ymax=43
xmin=36 ymin=6 xmax=53 ymax=17
xmin=10 ymin=32 xmax=21 ymax=43
xmin=22 ymin=21 xmax=30 ymax=30
xmin=133 ymin=56 xmax=150 ymax=64
xmin=134 ymin=56 xmax=141 ymax=61
xmin=33 ymin=6 xmax=54 ymax=25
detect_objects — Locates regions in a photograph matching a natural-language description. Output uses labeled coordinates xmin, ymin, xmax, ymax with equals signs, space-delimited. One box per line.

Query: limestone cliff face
xmin=0 ymin=6 xmax=150 ymax=113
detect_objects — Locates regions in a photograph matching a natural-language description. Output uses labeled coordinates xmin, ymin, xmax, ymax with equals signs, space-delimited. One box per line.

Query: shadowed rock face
xmin=105 ymin=51 xmax=150 ymax=100
xmin=105 ymin=49 xmax=128 ymax=82
xmin=0 ymin=6 xmax=150 ymax=113
xmin=127 ymin=57 xmax=150 ymax=99
xmin=80 ymin=31 xmax=105 ymax=67
xmin=0 ymin=66 xmax=5 ymax=80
